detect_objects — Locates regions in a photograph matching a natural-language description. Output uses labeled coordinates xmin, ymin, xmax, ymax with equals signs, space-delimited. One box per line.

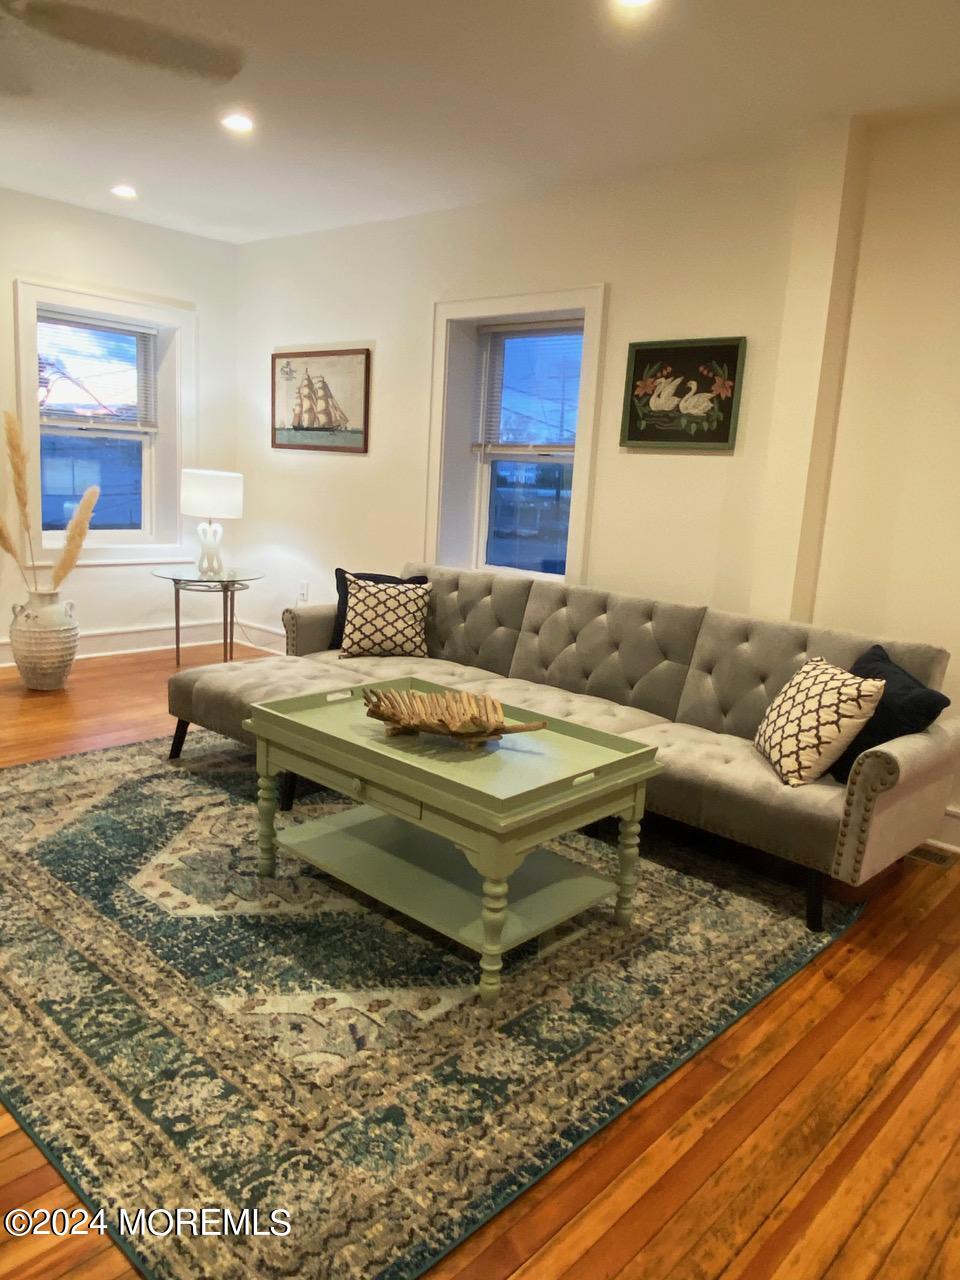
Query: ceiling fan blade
xmin=3 ymin=1 xmax=242 ymax=81
xmin=0 ymin=30 xmax=31 ymax=95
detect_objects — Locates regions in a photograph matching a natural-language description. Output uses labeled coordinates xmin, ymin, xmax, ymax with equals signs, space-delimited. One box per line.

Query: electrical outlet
xmin=298 ymin=581 xmax=309 ymax=604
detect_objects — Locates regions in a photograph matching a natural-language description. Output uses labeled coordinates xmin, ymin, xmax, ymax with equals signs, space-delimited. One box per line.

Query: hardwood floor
xmin=1 ymin=644 xmax=958 ymax=1278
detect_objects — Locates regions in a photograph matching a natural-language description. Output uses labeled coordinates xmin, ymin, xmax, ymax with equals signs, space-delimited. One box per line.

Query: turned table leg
xmin=615 ymin=814 xmax=641 ymax=926
xmin=257 ymin=773 xmax=278 ymax=878
xmin=479 ymin=877 xmax=509 ymax=1006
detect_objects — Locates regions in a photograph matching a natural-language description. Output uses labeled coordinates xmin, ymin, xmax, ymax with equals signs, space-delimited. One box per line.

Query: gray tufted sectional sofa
xmin=168 ymin=563 xmax=960 ymax=923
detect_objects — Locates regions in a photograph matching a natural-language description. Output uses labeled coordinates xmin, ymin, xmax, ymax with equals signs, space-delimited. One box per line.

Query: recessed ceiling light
xmin=110 ymin=184 xmax=137 ymax=199
xmin=220 ymin=111 xmax=254 ymax=135
xmin=618 ymin=0 xmax=655 ymax=6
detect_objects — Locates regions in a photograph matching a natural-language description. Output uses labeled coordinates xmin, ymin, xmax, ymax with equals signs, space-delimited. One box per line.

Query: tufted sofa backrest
xmin=676 ymin=609 xmax=951 ymax=740
xmin=508 ymin=581 xmax=707 ymax=721
xmin=403 ymin=563 xmax=534 ymax=676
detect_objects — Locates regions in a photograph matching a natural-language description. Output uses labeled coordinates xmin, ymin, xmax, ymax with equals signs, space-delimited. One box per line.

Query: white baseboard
xmin=231 ymin=619 xmax=285 ymax=653
xmin=931 ymin=806 xmax=960 ymax=856
xmin=0 ymin=617 xmax=279 ymax=664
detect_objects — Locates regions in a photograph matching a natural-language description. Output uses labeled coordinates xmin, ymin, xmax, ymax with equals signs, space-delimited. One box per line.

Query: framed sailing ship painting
xmin=619 ymin=336 xmax=746 ymax=451
xmin=271 ymin=348 xmax=370 ymax=453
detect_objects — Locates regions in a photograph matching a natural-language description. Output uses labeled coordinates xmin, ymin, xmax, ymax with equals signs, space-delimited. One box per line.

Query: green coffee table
xmin=244 ymin=678 xmax=662 ymax=1005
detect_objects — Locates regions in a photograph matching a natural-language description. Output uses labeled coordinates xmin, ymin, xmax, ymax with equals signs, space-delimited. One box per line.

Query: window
xmin=37 ymin=310 xmax=157 ymax=535
xmin=16 ymin=279 xmax=196 ymax=563
xmin=477 ymin=324 xmax=583 ymax=574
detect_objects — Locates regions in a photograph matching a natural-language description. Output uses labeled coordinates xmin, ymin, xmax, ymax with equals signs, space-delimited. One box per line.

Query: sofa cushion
xmin=830 ymin=645 xmax=952 ymax=782
xmin=754 ymin=657 xmax=885 ymax=787
xmin=339 ymin=576 xmax=430 ymax=658
xmin=402 ymin=564 xmax=534 ymax=677
xmin=331 ymin=567 xmax=428 ymax=649
xmin=453 ymin=672 xmax=669 ymax=736
xmin=171 ymin=652 xmax=665 ymax=746
xmin=303 ymin=653 xmax=502 ymax=686
xmin=306 ymin=656 xmax=667 ymax=735
xmin=508 ymin=581 xmax=706 ymax=721
xmin=676 ymin=609 xmax=949 ymax=741
xmin=174 ymin=655 xmax=501 ymax=745
xmin=626 ymin=721 xmax=845 ymax=871
xmin=171 ymin=656 xmax=374 ymax=744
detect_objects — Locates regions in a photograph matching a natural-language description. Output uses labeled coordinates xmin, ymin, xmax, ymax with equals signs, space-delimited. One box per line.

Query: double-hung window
xmin=476 ymin=322 xmax=583 ymax=575
xmin=37 ymin=308 xmax=158 ymax=537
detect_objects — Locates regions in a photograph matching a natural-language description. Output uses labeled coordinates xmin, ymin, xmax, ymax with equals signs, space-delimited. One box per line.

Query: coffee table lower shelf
xmin=277 ymin=805 xmax=617 ymax=958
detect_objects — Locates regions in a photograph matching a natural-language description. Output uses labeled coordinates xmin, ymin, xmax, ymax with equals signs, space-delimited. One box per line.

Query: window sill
xmin=29 ymin=545 xmax=194 ymax=570
xmin=480 ymin=563 xmax=566 ymax=581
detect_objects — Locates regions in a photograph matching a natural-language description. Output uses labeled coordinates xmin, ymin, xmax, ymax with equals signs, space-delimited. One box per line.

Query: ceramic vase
xmin=10 ymin=590 xmax=79 ymax=691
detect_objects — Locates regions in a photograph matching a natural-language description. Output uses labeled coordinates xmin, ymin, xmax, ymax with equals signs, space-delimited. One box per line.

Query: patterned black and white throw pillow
xmin=754 ymin=657 xmax=885 ymax=786
xmin=339 ymin=575 xmax=431 ymax=659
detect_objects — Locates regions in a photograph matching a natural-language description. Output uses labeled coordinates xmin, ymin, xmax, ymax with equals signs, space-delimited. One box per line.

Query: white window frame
xmin=473 ymin=320 xmax=582 ymax=578
xmin=426 ymin=286 xmax=606 ymax=583
xmin=14 ymin=279 xmax=197 ymax=566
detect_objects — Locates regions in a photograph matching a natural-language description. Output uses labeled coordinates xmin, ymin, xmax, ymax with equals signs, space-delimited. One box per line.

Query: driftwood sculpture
xmin=362 ymin=687 xmax=547 ymax=750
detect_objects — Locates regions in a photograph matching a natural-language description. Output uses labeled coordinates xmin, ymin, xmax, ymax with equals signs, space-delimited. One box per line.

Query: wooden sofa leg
xmin=169 ymin=719 xmax=189 ymax=760
xmin=278 ymin=771 xmax=298 ymax=812
xmin=805 ymin=869 xmax=825 ymax=932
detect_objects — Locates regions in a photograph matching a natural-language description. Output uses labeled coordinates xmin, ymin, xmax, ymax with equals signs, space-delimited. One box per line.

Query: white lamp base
xmin=196 ymin=520 xmax=224 ymax=578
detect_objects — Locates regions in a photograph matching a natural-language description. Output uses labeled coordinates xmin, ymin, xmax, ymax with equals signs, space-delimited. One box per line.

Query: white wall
xmin=234 ymin=154 xmax=795 ymax=629
xmin=0 ymin=188 xmax=239 ymax=654
xmin=816 ymin=111 xmax=960 ymax=706
xmin=4 ymin=109 xmax=958 ymax=706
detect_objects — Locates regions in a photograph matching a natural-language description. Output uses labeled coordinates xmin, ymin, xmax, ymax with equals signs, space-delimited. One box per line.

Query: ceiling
xmin=0 ymin=0 xmax=958 ymax=244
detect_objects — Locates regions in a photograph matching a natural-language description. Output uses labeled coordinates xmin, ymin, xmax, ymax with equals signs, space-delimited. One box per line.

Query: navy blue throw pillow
xmin=330 ymin=568 xmax=429 ymax=649
xmin=830 ymin=645 xmax=950 ymax=782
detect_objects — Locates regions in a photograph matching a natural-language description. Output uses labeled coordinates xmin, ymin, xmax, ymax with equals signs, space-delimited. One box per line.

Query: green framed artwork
xmin=620 ymin=336 xmax=746 ymax=451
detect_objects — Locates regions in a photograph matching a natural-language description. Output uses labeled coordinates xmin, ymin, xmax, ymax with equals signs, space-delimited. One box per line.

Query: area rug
xmin=0 ymin=734 xmax=858 ymax=1280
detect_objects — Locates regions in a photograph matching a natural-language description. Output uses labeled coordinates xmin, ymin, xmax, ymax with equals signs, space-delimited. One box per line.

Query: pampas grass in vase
xmin=1 ymin=410 xmax=100 ymax=690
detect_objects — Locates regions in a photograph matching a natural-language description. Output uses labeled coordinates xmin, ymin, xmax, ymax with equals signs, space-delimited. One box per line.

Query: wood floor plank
xmin=430 ymin=1056 xmax=729 ymax=1280
xmin=60 ymin=1245 xmax=140 ymax=1280
xmin=445 ymin=871 xmax=958 ymax=1280
xmin=869 ymin=1131 xmax=960 ymax=1279
xmin=0 ymin=643 xmax=266 ymax=767
xmin=0 ymin=1184 xmax=85 ymax=1274
xmin=924 ymin=1205 xmax=960 ymax=1280
xmin=0 ymin=1161 xmax=65 ymax=1216
xmin=616 ymin=943 xmax=960 ymax=1279
xmin=551 ymin=930 xmax=960 ymax=1280
xmin=704 ymin=863 xmax=951 ymax=1077
xmin=819 ymin=1063 xmax=960 ymax=1279
xmin=0 ymin=1130 xmax=35 ymax=1162
xmin=506 ymin=883 xmax=960 ymax=1280
xmin=711 ymin=983 xmax=960 ymax=1279
xmin=721 ymin=857 xmax=957 ymax=1053
xmin=0 ymin=1140 xmax=55 ymax=1187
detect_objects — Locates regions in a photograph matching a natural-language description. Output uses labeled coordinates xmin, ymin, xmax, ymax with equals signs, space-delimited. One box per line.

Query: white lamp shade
xmin=180 ymin=469 xmax=244 ymax=520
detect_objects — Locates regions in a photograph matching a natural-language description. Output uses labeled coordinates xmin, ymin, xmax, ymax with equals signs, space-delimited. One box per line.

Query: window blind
xmin=37 ymin=308 xmax=158 ymax=430
xmin=477 ymin=322 xmax=583 ymax=456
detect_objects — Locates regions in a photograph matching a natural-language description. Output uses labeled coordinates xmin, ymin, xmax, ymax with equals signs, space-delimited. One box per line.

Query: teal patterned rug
xmin=0 ymin=734 xmax=857 ymax=1280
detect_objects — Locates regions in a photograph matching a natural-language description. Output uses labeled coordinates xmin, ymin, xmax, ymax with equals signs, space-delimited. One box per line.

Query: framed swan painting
xmin=620 ymin=337 xmax=746 ymax=451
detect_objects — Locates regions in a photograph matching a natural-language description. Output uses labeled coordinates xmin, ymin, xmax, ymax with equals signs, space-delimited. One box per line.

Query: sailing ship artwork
xmin=619 ymin=337 xmax=746 ymax=452
xmin=272 ymin=348 xmax=370 ymax=453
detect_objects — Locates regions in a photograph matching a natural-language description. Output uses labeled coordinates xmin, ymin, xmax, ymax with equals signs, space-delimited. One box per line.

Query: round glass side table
xmin=152 ymin=568 xmax=264 ymax=666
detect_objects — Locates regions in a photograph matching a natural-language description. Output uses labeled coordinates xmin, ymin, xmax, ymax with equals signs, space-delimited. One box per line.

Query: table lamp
xmin=180 ymin=469 xmax=244 ymax=577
